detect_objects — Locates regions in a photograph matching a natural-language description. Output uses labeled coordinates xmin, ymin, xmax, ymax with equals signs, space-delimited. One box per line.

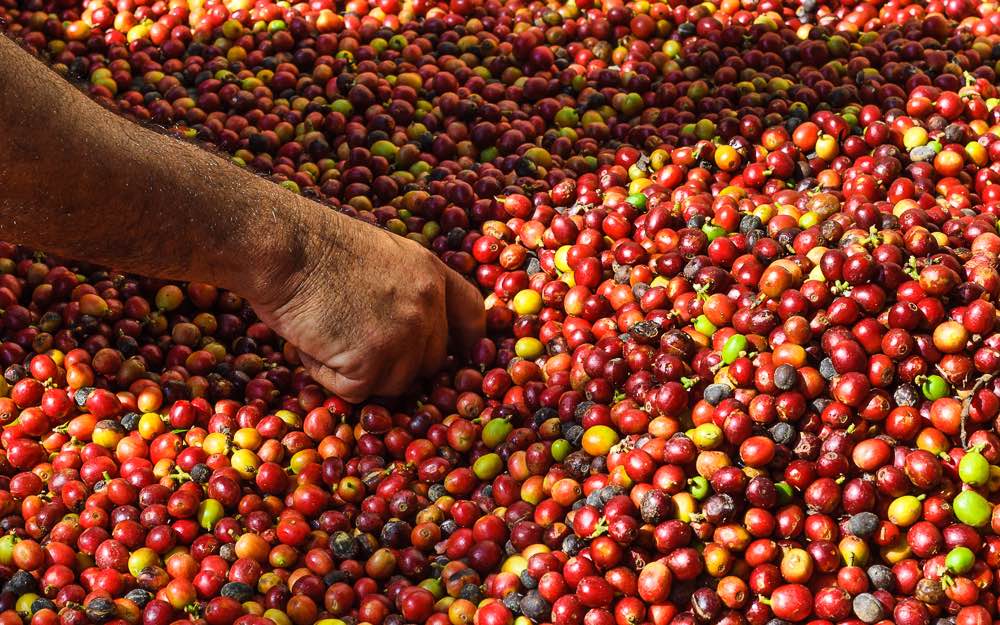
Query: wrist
xmin=229 ymin=197 xmax=354 ymax=312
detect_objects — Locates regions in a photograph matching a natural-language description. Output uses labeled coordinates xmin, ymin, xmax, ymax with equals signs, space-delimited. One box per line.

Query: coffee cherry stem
xmin=959 ymin=373 xmax=996 ymax=445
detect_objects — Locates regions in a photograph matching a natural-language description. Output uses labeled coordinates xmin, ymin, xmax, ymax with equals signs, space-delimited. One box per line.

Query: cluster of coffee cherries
xmin=5 ymin=0 xmax=1000 ymax=625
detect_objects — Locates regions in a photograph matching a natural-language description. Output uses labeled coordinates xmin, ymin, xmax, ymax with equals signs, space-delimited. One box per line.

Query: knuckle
xmin=414 ymin=275 xmax=445 ymax=307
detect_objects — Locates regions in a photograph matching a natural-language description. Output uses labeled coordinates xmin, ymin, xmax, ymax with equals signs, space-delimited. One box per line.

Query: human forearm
xmin=0 ymin=34 xmax=352 ymax=305
xmin=0 ymin=34 xmax=485 ymax=401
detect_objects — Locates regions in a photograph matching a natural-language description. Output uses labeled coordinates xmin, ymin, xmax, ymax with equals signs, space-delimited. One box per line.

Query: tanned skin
xmin=0 ymin=34 xmax=485 ymax=402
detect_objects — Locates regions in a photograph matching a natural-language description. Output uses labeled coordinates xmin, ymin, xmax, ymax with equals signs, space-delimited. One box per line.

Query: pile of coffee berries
xmin=6 ymin=1 xmax=1000 ymax=625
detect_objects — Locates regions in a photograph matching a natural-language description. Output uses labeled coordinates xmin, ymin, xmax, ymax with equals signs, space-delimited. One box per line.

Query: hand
xmin=249 ymin=214 xmax=486 ymax=403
